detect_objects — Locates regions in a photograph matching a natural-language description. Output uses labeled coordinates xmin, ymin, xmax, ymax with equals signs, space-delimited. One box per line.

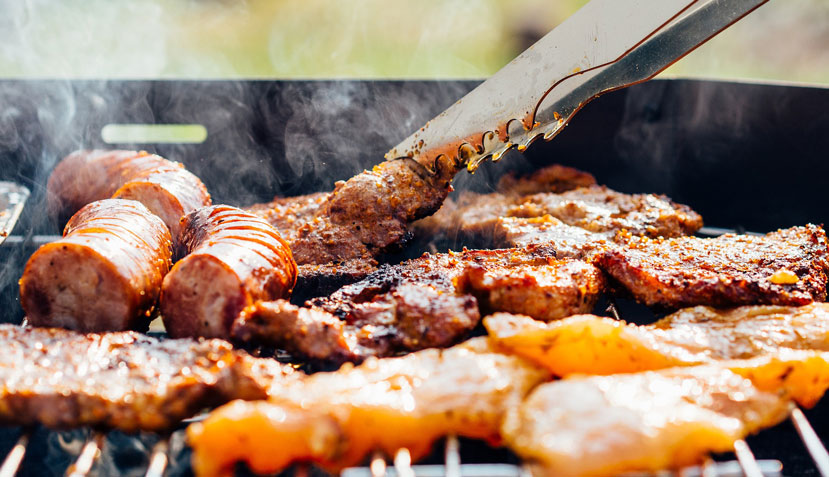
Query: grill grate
xmin=1 ymin=230 xmax=828 ymax=476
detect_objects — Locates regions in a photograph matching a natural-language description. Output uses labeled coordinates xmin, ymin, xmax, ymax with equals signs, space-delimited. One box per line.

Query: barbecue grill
xmin=0 ymin=78 xmax=827 ymax=476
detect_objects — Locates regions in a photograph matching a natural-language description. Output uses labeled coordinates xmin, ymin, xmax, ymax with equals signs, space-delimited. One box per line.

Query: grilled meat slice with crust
xmin=503 ymin=365 xmax=791 ymax=476
xmin=0 ymin=324 xmax=297 ymax=432
xmin=188 ymin=337 xmax=550 ymax=476
xmin=246 ymin=193 xmax=377 ymax=297
xmin=232 ymin=246 xmax=604 ymax=364
xmin=232 ymin=287 xmax=480 ymax=365
xmin=161 ymin=205 xmax=297 ymax=339
xmin=246 ymin=159 xmax=456 ymax=291
xmin=313 ymin=245 xmax=602 ymax=320
xmin=455 ymin=256 xmax=605 ymax=322
xmin=596 ymin=225 xmax=829 ymax=308
xmin=417 ymin=165 xmax=702 ymax=253
xmin=485 ymin=302 xmax=829 ymax=377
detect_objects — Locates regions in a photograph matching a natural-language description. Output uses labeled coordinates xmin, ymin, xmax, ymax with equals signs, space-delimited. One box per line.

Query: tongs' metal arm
xmin=387 ymin=0 xmax=769 ymax=175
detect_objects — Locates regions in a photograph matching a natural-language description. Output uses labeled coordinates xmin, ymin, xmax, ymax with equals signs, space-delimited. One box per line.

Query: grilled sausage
xmin=161 ymin=205 xmax=297 ymax=339
xmin=47 ymin=149 xmax=211 ymax=241
xmin=20 ymin=199 xmax=173 ymax=332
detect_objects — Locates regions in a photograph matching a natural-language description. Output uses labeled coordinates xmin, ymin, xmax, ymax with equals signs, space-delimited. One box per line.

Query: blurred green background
xmin=0 ymin=0 xmax=826 ymax=83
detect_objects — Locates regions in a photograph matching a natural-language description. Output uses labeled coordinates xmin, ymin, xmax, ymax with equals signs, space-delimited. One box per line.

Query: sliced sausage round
xmin=20 ymin=199 xmax=173 ymax=332
xmin=47 ymin=149 xmax=211 ymax=241
xmin=161 ymin=205 xmax=297 ymax=339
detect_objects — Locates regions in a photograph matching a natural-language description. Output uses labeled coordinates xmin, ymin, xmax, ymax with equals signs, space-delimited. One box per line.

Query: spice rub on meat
xmin=231 ymin=245 xmax=605 ymax=364
xmin=188 ymin=337 xmax=549 ymax=477
xmin=0 ymin=325 xmax=297 ymax=432
xmin=246 ymin=158 xmax=456 ymax=291
xmin=314 ymin=245 xmax=604 ymax=322
xmin=485 ymin=302 xmax=829 ymax=377
xmin=232 ymin=290 xmax=479 ymax=366
xmin=416 ymin=164 xmax=702 ymax=255
xmin=596 ymin=225 xmax=829 ymax=308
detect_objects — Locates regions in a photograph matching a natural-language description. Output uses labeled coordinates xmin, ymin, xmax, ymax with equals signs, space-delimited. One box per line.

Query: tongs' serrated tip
xmin=388 ymin=0 xmax=769 ymax=180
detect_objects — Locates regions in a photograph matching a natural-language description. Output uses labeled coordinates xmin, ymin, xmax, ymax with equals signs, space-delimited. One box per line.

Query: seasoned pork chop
xmin=596 ymin=225 xmax=829 ymax=308
xmin=313 ymin=245 xmax=604 ymax=321
xmin=247 ymin=159 xmax=457 ymax=292
xmin=417 ymin=165 xmax=702 ymax=254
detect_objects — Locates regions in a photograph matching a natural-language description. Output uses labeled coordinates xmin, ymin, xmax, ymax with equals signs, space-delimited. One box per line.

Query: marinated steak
xmin=232 ymin=245 xmax=605 ymax=364
xmin=596 ymin=225 xmax=829 ymax=308
xmin=315 ymin=246 xmax=605 ymax=324
xmin=417 ymin=165 xmax=702 ymax=254
xmin=232 ymin=288 xmax=480 ymax=365
xmin=247 ymin=159 xmax=457 ymax=291
xmin=0 ymin=325 xmax=296 ymax=432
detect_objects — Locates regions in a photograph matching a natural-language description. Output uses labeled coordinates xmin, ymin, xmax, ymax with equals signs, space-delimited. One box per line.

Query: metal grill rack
xmin=0 ymin=78 xmax=826 ymax=476
xmin=0 ymin=231 xmax=827 ymax=477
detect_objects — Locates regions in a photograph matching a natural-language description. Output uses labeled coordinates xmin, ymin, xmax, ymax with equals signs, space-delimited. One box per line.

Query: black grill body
xmin=0 ymin=78 xmax=827 ymax=475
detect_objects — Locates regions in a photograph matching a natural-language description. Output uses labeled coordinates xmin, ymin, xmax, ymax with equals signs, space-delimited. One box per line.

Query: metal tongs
xmin=387 ymin=0 xmax=769 ymax=174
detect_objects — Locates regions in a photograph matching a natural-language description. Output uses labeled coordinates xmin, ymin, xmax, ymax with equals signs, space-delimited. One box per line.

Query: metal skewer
xmin=394 ymin=448 xmax=415 ymax=477
xmin=445 ymin=435 xmax=461 ymax=477
xmin=66 ymin=432 xmax=103 ymax=477
xmin=144 ymin=439 xmax=169 ymax=477
xmin=370 ymin=451 xmax=387 ymax=477
xmin=733 ymin=439 xmax=764 ymax=477
xmin=606 ymin=299 xmax=622 ymax=320
xmin=0 ymin=430 xmax=30 ymax=477
xmin=790 ymin=406 xmax=829 ymax=477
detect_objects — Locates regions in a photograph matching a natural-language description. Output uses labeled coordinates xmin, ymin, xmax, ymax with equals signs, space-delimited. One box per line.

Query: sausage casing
xmin=161 ymin=205 xmax=297 ymax=338
xmin=20 ymin=199 xmax=173 ymax=332
xmin=47 ymin=149 xmax=211 ymax=240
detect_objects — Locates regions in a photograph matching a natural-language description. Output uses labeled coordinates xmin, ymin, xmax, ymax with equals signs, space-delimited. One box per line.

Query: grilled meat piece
xmin=0 ymin=324 xmax=297 ymax=432
xmin=495 ymin=164 xmax=597 ymax=195
xmin=314 ymin=245 xmax=603 ymax=321
xmin=455 ymin=256 xmax=605 ymax=322
xmin=502 ymin=365 xmax=791 ymax=476
xmin=417 ymin=165 xmax=702 ymax=253
xmin=247 ymin=159 xmax=458 ymax=290
xmin=20 ymin=199 xmax=172 ymax=332
xmin=161 ymin=205 xmax=297 ymax=339
xmin=485 ymin=302 xmax=829 ymax=377
xmin=47 ymin=150 xmax=211 ymax=241
xmin=233 ymin=286 xmax=479 ymax=364
xmin=188 ymin=337 xmax=550 ymax=476
xmin=596 ymin=225 xmax=829 ymax=308
xmin=233 ymin=245 xmax=603 ymax=364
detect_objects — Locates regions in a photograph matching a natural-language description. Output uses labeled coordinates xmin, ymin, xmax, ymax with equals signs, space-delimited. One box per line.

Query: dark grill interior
xmin=0 ymin=78 xmax=827 ymax=475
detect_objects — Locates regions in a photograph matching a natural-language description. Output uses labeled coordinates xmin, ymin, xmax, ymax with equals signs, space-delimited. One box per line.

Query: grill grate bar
xmin=790 ymin=406 xmax=829 ymax=477
xmin=445 ymin=435 xmax=461 ymax=477
xmin=733 ymin=439 xmax=764 ymax=477
xmin=394 ymin=448 xmax=415 ymax=477
xmin=701 ymin=458 xmax=718 ymax=477
xmin=0 ymin=431 xmax=28 ymax=477
xmin=371 ymin=451 xmax=387 ymax=477
xmin=144 ymin=439 xmax=169 ymax=477
xmin=65 ymin=432 xmax=103 ymax=477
